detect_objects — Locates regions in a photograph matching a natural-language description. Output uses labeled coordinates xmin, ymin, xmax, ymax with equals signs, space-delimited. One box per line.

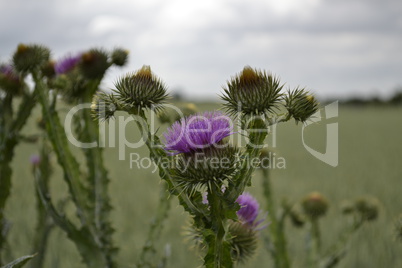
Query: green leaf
xmin=0 ymin=254 xmax=36 ymax=268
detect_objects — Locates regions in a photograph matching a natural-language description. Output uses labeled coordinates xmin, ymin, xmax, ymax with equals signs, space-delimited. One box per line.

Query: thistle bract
xmin=163 ymin=111 xmax=233 ymax=154
xmin=221 ymin=66 xmax=283 ymax=117
xmin=173 ymin=145 xmax=240 ymax=193
xmin=229 ymin=221 xmax=258 ymax=263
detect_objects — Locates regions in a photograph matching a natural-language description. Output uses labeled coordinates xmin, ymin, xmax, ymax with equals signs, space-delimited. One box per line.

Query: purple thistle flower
xmin=54 ymin=54 xmax=82 ymax=74
xmin=163 ymin=111 xmax=233 ymax=154
xmin=236 ymin=192 xmax=260 ymax=225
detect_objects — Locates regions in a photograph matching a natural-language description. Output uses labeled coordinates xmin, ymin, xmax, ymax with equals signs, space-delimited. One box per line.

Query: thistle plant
xmin=0 ymin=43 xmax=129 ymax=267
xmin=92 ymin=65 xmax=321 ymax=267
xmin=1 ymin=42 xmax=380 ymax=268
xmin=0 ymin=60 xmax=39 ymax=265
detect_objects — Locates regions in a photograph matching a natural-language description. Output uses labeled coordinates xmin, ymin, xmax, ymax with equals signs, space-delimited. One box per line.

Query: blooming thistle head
xmin=230 ymin=193 xmax=266 ymax=263
xmin=163 ymin=111 xmax=233 ymax=154
xmin=54 ymin=53 xmax=82 ymax=74
xmin=12 ymin=43 xmax=50 ymax=74
xmin=164 ymin=111 xmax=238 ymax=192
xmin=236 ymin=192 xmax=260 ymax=227
xmin=284 ymin=87 xmax=319 ymax=123
xmin=221 ymin=66 xmax=284 ymax=117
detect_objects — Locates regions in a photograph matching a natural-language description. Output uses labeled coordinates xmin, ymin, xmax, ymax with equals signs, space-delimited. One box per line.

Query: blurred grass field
xmin=4 ymin=102 xmax=402 ymax=267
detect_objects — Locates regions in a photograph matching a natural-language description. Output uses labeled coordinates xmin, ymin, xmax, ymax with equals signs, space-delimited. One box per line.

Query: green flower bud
xmin=302 ymin=192 xmax=329 ymax=219
xmin=41 ymin=60 xmax=56 ymax=78
xmin=12 ymin=43 xmax=50 ymax=73
xmin=229 ymin=221 xmax=258 ymax=264
xmin=79 ymin=49 xmax=109 ymax=79
xmin=113 ymin=66 xmax=169 ymax=114
xmin=91 ymin=92 xmax=118 ymax=121
xmin=354 ymin=197 xmax=379 ymax=221
xmin=285 ymin=87 xmax=319 ymax=123
xmin=221 ymin=66 xmax=284 ymax=117
xmin=111 ymin=48 xmax=129 ymax=66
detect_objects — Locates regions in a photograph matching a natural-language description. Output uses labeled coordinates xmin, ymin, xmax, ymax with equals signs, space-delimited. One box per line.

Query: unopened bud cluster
xmin=221 ymin=66 xmax=319 ymax=123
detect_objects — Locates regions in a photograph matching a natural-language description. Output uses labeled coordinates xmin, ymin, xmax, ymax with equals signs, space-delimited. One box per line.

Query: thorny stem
xmin=262 ymin=168 xmax=290 ymax=268
xmin=207 ymin=184 xmax=232 ymax=268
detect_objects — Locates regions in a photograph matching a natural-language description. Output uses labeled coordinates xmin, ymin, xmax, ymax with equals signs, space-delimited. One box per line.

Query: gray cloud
xmin=1 ymin=0 xmax=401 ymax=100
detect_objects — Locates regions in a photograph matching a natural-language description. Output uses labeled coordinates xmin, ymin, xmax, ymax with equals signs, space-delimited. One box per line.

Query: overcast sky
xmin=1 ymin=0 xmax=401 ymax=100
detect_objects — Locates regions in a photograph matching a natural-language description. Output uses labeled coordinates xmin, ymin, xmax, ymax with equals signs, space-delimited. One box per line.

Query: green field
xmin=4 ymin=103 xmax=402 ymax=267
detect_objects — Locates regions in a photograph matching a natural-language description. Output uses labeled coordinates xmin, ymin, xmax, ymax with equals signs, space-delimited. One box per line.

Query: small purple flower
xmin=236 ymin=192 xmax=259 ymax=225
xmin=202 ymin=192 xmax=209 ymax=204
xmin=163 ymin=111 xmax=233 ymax=154
xmin=30 ymin=154 xmax=41 ymax=166
xmin=54 ymin=54 xmax=82 ymax=74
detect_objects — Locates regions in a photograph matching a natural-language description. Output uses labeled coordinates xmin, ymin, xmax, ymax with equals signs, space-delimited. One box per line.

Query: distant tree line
xmin=324 ymin=87 xmax=402 ymax=106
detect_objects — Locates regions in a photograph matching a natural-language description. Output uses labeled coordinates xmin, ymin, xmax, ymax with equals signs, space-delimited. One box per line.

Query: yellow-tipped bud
xmin=12 ymin=43 xmax=50 ymax=73
xmin=302 ymin=192 xmax=329 ymax=219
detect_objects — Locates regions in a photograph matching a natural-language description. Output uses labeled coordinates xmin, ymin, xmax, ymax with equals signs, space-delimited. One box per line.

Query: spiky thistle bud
xmin=285 ymin=87 xmax=319 ymax=123
xmin=229 ymin=221 xmax=258 ymax=263
xmin=12 ymin=43 xmax=50 ymax=73
xmin=221 ymin=66 xmax=284 ymax=117
xmin=302 ymin=192 xmax=329 ymax=220
xmin=354 ymin=197 xmax=379 ymax=222
xmin=112 ymin=66 xmax=169 ymax=114
xmin=79 ymin=49 xmax=109 ymax=79
xmin=91 ymin=93 xmax=119 ymax=121
xmin=111 ymin=48 xmax=129 ymax=66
